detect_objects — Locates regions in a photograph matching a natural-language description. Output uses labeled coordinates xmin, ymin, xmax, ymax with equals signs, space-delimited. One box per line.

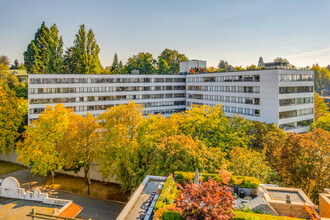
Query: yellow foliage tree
xmin=17 ymin=104 xmax=72 ymax=184
xmin=0 ymin=85 xmax=27 ymax=154
xmin=61 ymin=113 xmax=102 ymax=183
xmin=97 ymin=101 xmax=144 ymax=191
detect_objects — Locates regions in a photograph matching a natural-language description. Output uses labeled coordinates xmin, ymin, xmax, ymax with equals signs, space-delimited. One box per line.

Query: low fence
xmin=0 ymin=151 xmax=120 ymax=184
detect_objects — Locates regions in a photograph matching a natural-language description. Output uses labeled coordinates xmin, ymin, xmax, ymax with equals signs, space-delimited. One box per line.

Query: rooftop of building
xmin=0 ymin=197 xmax=57 ymax=220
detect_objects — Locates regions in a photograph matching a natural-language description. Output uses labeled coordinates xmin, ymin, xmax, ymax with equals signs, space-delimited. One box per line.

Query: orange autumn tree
xmin=61 ymin=113 xmax=102 ymax=183
xmin=175 ymin=178 xmax=235 ymax=220
xmin=17 ymin=104 xmax=73 ymax=184
xmin=265 ymin=128 xmax=330 ymax=203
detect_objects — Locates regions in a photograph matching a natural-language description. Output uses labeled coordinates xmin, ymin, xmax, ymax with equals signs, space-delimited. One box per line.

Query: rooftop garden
xmin=154 ymin=171 xmax=303 ymax=220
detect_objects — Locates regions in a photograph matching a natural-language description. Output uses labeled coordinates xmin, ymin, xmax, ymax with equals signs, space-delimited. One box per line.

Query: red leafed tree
xmin=175 ymin=178 xmax=235 ymax=220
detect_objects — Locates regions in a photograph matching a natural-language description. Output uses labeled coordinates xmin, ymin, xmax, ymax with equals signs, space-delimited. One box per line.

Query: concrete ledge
xmin=116 ymin=175 xmax=167 ymax=220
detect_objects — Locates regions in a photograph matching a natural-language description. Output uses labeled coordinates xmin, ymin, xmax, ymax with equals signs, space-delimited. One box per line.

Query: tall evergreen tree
xmin=258 ymin=57 xmax=264 ymax=67
xmin=62 ymin=47 xmax=81 ymax=74
xmin=47 ymin=24 xmax=63 ymax=73
xmin=119 ymin=60 xmax=123 ymax=73
xmin=218 ymin=60 xmax=228 ymax=69
xmin=63 ymin=24 xmax=101 ymax=74
xmin=24 ymin=22 xmax=51 ymax=74
xmin=111 ymin=53 xmax=120 ymax=74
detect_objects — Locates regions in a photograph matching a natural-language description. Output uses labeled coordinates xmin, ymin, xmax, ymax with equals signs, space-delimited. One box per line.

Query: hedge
xmin=232 ymin=211 xmax=303 ymax=220
xmin=163 ymin=210 xmax=184 ymax=220
xmin=154 ymin=174 xmax=180 ymax=212
xmin=174 ymin=171 xmax=260 ymax=189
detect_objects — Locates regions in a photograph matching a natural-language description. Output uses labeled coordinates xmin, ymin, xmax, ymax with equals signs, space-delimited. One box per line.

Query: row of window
xmin=29 ymin=94 xmax=186 ymax=105
xmin=144 ymin=108 xmax=186 ymax=116
xmin=29 ymin=77 xmax=185 ymax=84
xmin=279 ymin=108 xmax=313 ymax=119
xmin=188 ymin=94 xmax=260 ymax=105
xmin=29 ymin=86 xmax=186 ymax=94
xmin=187 ymin=75 xmax=260 ymax=83
xmin=187 ymin=102 xmax=260 ymax=117
xmin=279 ymin=119 xmax=313 ymax=131
xmin=279 ymin=86 xmax=313 ymax=94
xmin=29 ymin=101 xmax=186 ymax=115
xmin=279 ymin=97 xmax=314 ymax=106
xmin=187 ymin=86 xmax=260 ymax=93
xmin=279 ymin=74 xmax=313 ymax=82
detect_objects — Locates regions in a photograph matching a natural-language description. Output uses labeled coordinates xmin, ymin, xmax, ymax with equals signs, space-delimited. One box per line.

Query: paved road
xmin=0 ymin=169 xmax=124 ymax=220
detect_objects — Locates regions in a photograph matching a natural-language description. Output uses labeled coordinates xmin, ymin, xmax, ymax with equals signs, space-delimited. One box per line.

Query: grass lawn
xmin=45 ymin=173 xmax=129 ymax=202
xmin=0 ymin=161 xmax=27 ymax=175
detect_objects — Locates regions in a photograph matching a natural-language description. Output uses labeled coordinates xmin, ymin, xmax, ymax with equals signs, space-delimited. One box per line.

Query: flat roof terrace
xmin=0 ymin=197 xmax=57 ymax=220
xmin=268 ymin=190 xmax=305 ymax=203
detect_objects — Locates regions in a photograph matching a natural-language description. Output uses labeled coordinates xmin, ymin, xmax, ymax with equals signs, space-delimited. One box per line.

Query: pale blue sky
xmin=1 ymin=0 xmax=329 ymax=68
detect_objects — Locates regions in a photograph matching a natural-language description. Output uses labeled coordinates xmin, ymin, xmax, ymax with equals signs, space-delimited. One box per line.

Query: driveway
xmin=0 ymin=169 xmax=124 ymax=220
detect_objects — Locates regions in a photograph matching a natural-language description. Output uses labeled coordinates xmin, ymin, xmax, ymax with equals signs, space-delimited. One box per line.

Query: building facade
xmin=28 ymin=68 xmax=314 ymax=133
xmin=186 ymin=69 xmax=314 ymax=133
xmin=28 ymin=74 xmax=186 ymax=121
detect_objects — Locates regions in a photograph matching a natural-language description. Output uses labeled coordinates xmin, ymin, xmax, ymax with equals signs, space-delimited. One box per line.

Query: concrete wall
xmin=319 ymin=193 xmax=330 ymax=218
xmin=0 ymin=152 xmax=120 ymax=184
xmin=57 ymin=164 xmax=120 ymax=184
xmin=0 ymin=150 xmax=24 ymax=165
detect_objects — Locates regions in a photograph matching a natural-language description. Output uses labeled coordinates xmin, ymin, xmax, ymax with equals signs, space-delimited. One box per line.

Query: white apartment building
xmin=28 ymin=63 xmax=314 ymax=133
xmin=28 ymin=74 xmax=186 ymax=121
xmin=186 ymin=69 xmax=314 ymax=133
xmin=179 ymin=60 xmax=207 ymax=73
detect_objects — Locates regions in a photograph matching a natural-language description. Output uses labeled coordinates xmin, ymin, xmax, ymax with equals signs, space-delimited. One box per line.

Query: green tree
xmin=10 ymin=59 xmax=19 ymax=69
xmin=24 ymin=22 xmax=51 ymax=74
xmin=228 ymin=146 xmax=276 ymax=183
xmin=157 ymin=49 xmax=188 ymax=74
xmin=274 ymin=57 xmax=289 ymax=63
xmin=158 ymin=59 xmax=170 ymax=74
xmin=258 ymin=57 xmax=264 ymax=67
xmin=314 ymin=91 xmax=329 ymax=120
xmin=98 ymin=102 xmax=145 ymax=192
xmin=0 ymin=85 xmax=27 ymax=154
xmin=218 ymin=60 xmax=228 ymax=69
xmin=47 ymin=24 xmax=63 ymax=73
xmin=311 ymin=65 xmax=330 ymax=94
xmin=64 ymin=24 xmax=101 ymax=74
xmin=0 ymin=71 xmax=28 ymax=99
xmin=126 ymin=52 xmax=156 ymax=74
xmin=312 ymin=92 xmax=330 ymax=131
xmin=0 ymin=55 xmax=10 ymax=70
xmin=247 ymin=121 xmax=280 ymax=152
xmin=176 ymin=104 xmax=251 ymax=151
xmin=62 ymin=47 xmax=81 ymax=74
xmin=110 ymin=53 xmax=120 ymax=74
xmin=148 ymin=135 xmax=226 ymax=175
xmin=119 ymin=60 xmax=123 ymax=73
xmin=17 ymin=104 xmax=72 ymax=184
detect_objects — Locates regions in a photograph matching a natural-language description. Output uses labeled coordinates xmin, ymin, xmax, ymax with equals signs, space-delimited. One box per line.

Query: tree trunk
xmin=84 ymin=166 xmax=89 ymax=184
xmin=51 ymin=170 xmax=55 ymax=185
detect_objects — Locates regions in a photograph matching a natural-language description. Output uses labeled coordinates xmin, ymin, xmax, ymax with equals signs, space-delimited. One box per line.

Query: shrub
xmin=174 ymin=171 xmax=260 ymax=188
xmin=155 ymin=174 xmax=180 ymax=212
xmin=176 ymin=178 xmax=235 ymax=220
xmin=163 ymin=210 xmax=184 ymax=220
